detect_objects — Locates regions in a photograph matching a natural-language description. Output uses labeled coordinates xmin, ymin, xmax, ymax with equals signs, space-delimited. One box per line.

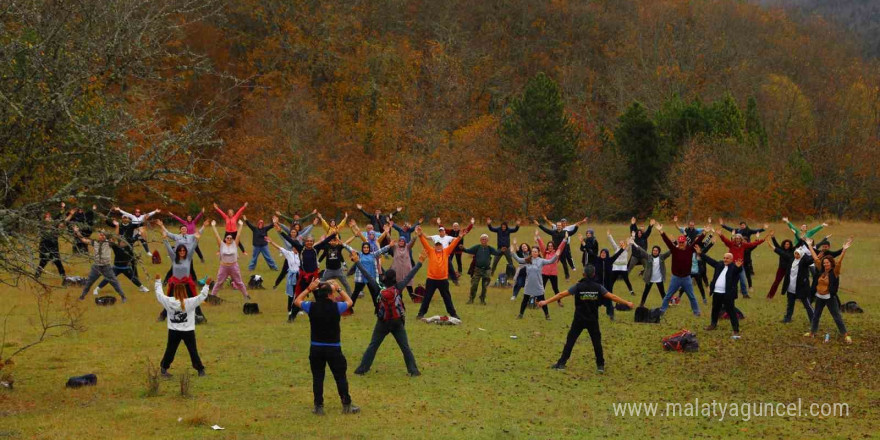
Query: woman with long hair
xmin=508 ymin=231 xmax=567 ymax=320
xmin=209 ymin=220 xmax=250 ymax=300
xmin=155 ymin=275 xmax=211 ymax=377
xmin=509 ymin=240 xmax=532 ymax=301
xmin=537 ymin=233 xmax=565 ymax=308
xmin=767 ymin=234 xmax=794 ymax=299
xmin=804 ymin=237 xmax=853 ymax=344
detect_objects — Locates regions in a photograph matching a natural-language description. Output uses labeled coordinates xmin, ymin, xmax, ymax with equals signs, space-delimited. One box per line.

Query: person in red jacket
xmin=714 ymin=228 xmax=765 ymax=299
xmin=656 ymin=223 xmax=704 ymax=317
xmin=213 ymin=202 xmax=247 ymax=253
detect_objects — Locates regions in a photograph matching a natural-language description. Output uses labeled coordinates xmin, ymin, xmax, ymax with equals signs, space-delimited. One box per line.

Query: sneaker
xmin=197 ymin=369 xmax=206 ymax=377
xmin=844 ymin=335 xmax=853 ymax=344
xmin=802 ymin=332 xmax=814 ymax=338
xmin=510 ymin=296 xmax=516 ymax=301
xmin=516 ymin=314 xmax=523 ymax=319
xmin=93 ymin=286 xmax=99 ymax=296
xmin=545 ymin=315 xmax=551 ymax=321
xmin=120 ymin=296 xmax=127 ymax=304
xmin=312 ymin=405 xmax=325 ymax=416
xmin=550 ymin=363 xmax=566 ymax=370
xmin=139 ymin=285 xmax=150 ymax=292
xmin=704 ymin=325 xmax=716 ymax=331
xmin=342 ymin=404 xmax=361 ymax=414
xmin=702 ymin=299 xmax=707 ymax=305
xmin=466 ymin=299 xmax=474 ymax=305
xmin=731 ymin=334 xmax=741 ymax=340
xmin=287 ymin=315 xmax=296 ymax=323
xmin=353 ymin=369 xmax=366 ymax=375
xmin=597 ymin=365 xmax=605 ymax=374
xmin=780 ymin=319 xmax=791 ymax=324
xmin=407 ymin=370 xmax=422 ymax=377
xmin=297 ymin=311 xmax=306 ymax=316
xmin=160 ymin=368 xmax=172 ymax=378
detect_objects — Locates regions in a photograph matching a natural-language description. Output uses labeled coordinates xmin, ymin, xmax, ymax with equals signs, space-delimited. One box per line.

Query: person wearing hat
xmin=540 ymin=264 xmax=634 ymax=373
xmin=655 ymin=223 xmax=704 ymax=316
xmin=463 ymin=234 xmax=502 ymax=305
xmin=414 ymin=225 xmax=468 ymax=320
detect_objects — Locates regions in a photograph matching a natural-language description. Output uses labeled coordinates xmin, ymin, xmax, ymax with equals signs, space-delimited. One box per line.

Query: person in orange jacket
xmin=414 ymin=225 xmax=469 ymax=320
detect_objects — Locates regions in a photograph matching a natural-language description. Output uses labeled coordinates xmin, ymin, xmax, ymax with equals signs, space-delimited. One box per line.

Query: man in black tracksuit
xmin=294 ymin=278 xmax=360 ymax=416
xmin=699 ymin=248 xmax=744 ymax=337
xmin=36 ymin=211 xmax=66 ymax=279
xmin=538 ymin=265 xmax=633 ymax=373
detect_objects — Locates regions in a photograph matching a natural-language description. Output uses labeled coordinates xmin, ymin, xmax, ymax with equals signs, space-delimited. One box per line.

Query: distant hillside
xmin=757 ymin=0 xmax=880 ymax=57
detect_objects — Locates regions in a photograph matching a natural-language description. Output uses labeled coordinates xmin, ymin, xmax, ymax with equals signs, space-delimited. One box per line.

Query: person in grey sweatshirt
xmin=509 ymin=231 xmax=567 ymax=320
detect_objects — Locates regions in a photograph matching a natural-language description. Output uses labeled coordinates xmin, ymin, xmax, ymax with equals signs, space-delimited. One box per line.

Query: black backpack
xmin=634 ymin=306 xmax=660 ymax=323
xmin=247 ymin=275 xmax=264 ymax=289
xmin=842 ymin=301 xmax=863 ymax=313
xmin=243 ymin=303 xmax=260 ymax=314
xmin=66 ymin=374 xmax=97 ymax=388
xmin=95 ymin=296 xmax=116 ymax=306
xmin=615 ymin=303 xmax=632 ymax=311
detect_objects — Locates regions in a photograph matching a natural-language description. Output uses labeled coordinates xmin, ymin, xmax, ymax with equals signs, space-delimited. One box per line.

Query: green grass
xmin=1 ymin=222 xmax=878 ymax=439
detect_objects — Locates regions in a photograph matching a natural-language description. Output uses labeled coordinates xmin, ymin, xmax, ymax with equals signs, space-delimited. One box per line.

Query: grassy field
xmin=1 ymin=222 xmax=878 ymax=439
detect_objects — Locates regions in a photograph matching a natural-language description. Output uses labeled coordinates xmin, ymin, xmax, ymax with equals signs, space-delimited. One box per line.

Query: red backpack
xmin=377 ymin=286 xmax=405 ymax=321
xmin=151 ymin=250 xmax=161 ymax=264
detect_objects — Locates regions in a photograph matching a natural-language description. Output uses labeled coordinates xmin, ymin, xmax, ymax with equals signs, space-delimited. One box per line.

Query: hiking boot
xmin=160 ymin=368 xmax=172 ymax=378
xmin=198 ymin=369 xmax=206 ymax=377
xmin=312 ymin=405 xmax=325 ymax=416
xmin=597 ymin=365 xmax=605 ymax=374
xmin=704 ymin=325 xmax=716 ymax=331
xmin=549 ymin=363 xmax=566 ymax=371
xmin=342 ymin=404 xmax=361 ymax=414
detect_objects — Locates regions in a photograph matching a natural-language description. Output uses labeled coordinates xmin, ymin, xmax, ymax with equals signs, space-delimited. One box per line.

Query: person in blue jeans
xmin=655 ymin=223 xmax=704 ymax=317
xmin=244 ymin=216 xmax=278 ymax=271
xmin=295 ymin=278 xmax=360 ymax=415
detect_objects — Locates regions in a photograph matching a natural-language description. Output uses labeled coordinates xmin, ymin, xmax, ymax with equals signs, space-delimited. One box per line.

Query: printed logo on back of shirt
xmin=578 ymin=291 xmax=600 ymax=301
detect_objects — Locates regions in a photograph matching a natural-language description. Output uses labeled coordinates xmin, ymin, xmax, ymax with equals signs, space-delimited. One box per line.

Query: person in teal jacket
xmin=782 ymin=216 xmax=828 ymax=247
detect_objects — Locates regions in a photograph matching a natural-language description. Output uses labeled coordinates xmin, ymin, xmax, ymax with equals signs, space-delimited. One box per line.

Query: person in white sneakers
xmin=155 ymin=275 xmax=210 ymax=377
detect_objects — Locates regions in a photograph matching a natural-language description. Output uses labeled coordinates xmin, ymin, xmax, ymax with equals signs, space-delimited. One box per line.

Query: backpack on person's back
xmin=377 ymin=286 xmax=405 ymax=321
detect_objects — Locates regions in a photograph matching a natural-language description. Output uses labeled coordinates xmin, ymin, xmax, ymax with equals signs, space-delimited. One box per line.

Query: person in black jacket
xmin=65 ymin=204 xmax=96 ymax=254
xmin=629 ymin=217 xmax=654 ymax=251
xmin=590 ymin=247 xmax=624 ymax=320
xmin=767 ymin=237 xmax=814 ymax=324
xmin=294 ymin=278 xmax=360 ymax=416
xmin=244 ymin=216 xmax=278 ymax=271
xmin=579 ymin=230 xmax=599 ymax=268
xmin=698 ymin=247 xmax=744 ymax=338
xmin=357 ymin=203 xmax=402 ymax=247
xmin=487 ymin=218 xmax=520 ymax=276
xmin=539 ymin=265 xmax=634 ymax=374
xmin=766 ymin=234 xmax=793 ymax=299
xmin=36 ymin=211 xmax=67 ymax=280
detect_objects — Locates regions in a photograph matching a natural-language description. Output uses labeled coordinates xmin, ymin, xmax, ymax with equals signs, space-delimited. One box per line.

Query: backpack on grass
xmin=151 ymin=250 xmax=161 ymax=264
xmin=243 ymin=303 xmax=260 ymax=314
xmin=412 ymin=285 xmax=425 ymax=303
xmin=95 ymin=296 xmax=116 ymax=306
xmin=634 ymin=306 xmax=660 ymax=323
xmin=662 ymin=329 xmax=699 ymax=352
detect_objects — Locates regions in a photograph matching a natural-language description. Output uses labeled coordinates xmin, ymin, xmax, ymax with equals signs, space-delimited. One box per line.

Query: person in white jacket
xmin=154 ymin=275 xmax=210 ymax=377
xmin=607 ymin=231 xmax=634 ymax=296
